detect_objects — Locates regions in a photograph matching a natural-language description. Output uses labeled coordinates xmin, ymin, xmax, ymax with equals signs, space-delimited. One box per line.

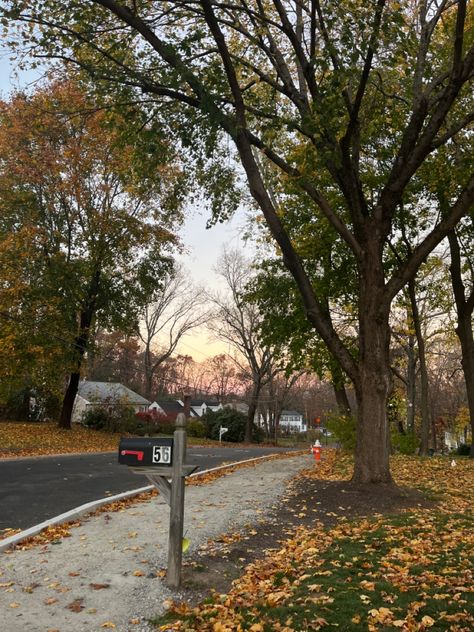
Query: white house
xmin=279 ymin=410 xmax=306 ymax=432
xmin=256 ymin=409 xmax=307 ymax=433
xmin=72 ymin=381 xmax=150 ymax=423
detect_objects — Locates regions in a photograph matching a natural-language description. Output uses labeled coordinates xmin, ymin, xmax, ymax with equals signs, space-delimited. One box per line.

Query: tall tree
xmin=3 ymin=0 xmax=473 ymax=481
xmin=138 ymin=265 xmax=209 ymax=400
xmin=0 ymin=80 xmax=182 ymax=426
xmin=210 ymin=249 xmax=277 ymax=441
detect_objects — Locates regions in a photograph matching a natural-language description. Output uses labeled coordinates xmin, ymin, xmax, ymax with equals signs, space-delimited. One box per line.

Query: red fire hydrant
xmin=312 ymin=440 xmax=322 ymax=462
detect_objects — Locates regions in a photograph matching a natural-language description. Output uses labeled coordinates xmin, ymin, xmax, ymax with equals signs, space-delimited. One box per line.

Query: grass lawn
xmin=0 ymin=421 xmax=223 ymax=458
xmin=156 ymin=452 xmax=474 ymax=632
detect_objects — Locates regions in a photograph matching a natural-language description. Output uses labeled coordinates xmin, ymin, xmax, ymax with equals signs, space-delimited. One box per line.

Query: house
xmin=256 ymin=409 xmax=307 ymax=433
xmin=72 ymin=381 xmax=150 ymax=423
xmin=280 ymin=410 xmax=307 ymax=433
xmin=149 ymin=400 xmax=197 ymax=420
xmin=177 ymin=399 xmax=223 ymax=417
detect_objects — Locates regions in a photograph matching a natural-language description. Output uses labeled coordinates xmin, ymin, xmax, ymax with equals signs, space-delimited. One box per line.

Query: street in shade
xmin=0 ymin=446 xmax=298 ymax=532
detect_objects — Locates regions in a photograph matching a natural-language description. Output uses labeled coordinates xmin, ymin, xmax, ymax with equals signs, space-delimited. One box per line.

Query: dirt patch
xmin=178 ymin=470 xmax=435 ymax=603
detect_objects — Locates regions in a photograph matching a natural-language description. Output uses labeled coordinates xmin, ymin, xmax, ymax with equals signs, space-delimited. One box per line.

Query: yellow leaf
xmin=9 ymin=602 xmax=20 ymax=608
xmin=182 ymin=537 xmax=190 ymax=553
xmin=421 ymin=616 xmax=435 ymax=627
xmin=100 ymin=623 xmax=116 ymax=629
xmin=133 ymin=570 xmax=144 ymax=577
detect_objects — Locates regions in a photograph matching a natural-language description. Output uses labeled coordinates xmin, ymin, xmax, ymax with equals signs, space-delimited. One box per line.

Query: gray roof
xmin=78 ymin=381 xmax=150 ymax=406
xmin=281 ymin=410 xmax=303 ymax=416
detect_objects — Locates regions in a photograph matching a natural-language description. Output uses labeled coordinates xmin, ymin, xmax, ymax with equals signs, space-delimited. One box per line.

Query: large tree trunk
xmin=352 ymin=245 xmax=393 ymax=484
xmin=58 ymin=315 xmax=90 ymax=429
xmin=246 ymin=378 xmax=261 ymax=443
xmin=58 ymin=271 xmax=100 ymax=429
xmin=449 ymin=231 xmax=474 ymax=458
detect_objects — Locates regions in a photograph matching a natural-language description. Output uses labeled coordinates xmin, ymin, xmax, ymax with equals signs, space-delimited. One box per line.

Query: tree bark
xmin=58 ymin=314 xmax=91 ymax=429
xmin=408 ymin=279 xmax=431 ymax=455
xmin=352 ymin=242 xmax=393 ymax=484
xmin=448 ymin=230 xmax=474 ymax=457
xmin=58 ymin=271 xmax=100 ymax=429
xmin=246 ymin=378 xmax=261 ymax=443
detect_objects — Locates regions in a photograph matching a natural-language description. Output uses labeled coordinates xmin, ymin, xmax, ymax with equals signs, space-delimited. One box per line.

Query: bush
xmin=325 ymin=414 xmax=356 ymax=450
xmin=82 ymin=404 xmax=136 ymax=433
xmin=135 ymin=411 xmax=174 ymax=434
xmin=202 ymin=408 xmax=262 ymax=443
xmin=456 ymin=443 xmax=472 ymax=456
xmin=186 ymin=419 xmax=207 ymax=438
xmin=391 ymin=432 xmax=419 ymax=455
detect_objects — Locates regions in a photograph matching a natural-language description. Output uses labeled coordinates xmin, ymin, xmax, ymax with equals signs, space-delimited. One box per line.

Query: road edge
xmin=0 ymin=453 xmax=301 ymax=553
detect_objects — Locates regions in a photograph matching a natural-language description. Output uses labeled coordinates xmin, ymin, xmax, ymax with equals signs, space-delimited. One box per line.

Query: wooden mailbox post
xmin=118 ymin=412 xmax=196 ymax=588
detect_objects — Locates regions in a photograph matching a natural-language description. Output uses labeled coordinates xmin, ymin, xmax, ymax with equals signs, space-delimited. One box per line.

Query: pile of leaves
xmin=158 ymin=452 xmax=473 ymax=631
xmin=0 ymin=422 xmax=123 ymax=457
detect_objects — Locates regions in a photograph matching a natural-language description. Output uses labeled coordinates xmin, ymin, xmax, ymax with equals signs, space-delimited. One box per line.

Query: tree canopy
xmin=1 ymin=0 xmax=473 ymax=478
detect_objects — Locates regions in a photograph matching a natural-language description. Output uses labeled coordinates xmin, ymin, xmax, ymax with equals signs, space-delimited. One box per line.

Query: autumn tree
xmin=3 ymin=0 xmax=473 ymax=481
xmin=0 ymin=80 xmax=182 ymax=427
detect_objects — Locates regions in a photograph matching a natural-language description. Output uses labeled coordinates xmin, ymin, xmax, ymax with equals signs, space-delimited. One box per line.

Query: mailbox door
xmin=118 ymin=437 xmax=173 ymax=466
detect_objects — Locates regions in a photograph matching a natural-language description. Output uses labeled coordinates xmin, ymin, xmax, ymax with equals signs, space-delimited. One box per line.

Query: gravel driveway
xmin=0 ymin=454 xmax=308 ymax=632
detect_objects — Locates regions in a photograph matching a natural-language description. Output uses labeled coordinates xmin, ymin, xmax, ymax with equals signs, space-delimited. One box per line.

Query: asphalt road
xmin=0 ymin=446 xmax=298 ymax=531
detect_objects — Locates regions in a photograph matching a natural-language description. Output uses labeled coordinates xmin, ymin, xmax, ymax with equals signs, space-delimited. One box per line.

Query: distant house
xmin=72 ymin=381 xmax=150 ymax=423
xmin=280 ymin=410 xmax=306 ymax=433
xmin=149 ymin=400 xmax=197 ymax=420
xmin=256 ymin=409 xmax=306 ymax=433
xmin=177 ymin=399 xmax=223 ymax=417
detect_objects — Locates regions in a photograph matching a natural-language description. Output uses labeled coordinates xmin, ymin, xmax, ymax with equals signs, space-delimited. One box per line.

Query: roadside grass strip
xmin=156 ymin=454 xmax=474 ymax=631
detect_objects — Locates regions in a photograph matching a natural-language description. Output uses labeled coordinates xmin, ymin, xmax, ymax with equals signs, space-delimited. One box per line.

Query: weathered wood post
xmin=118 ymin=412 xmax=196 ymax=589
xmin=167 ymin=412 xmax=186 ymax=588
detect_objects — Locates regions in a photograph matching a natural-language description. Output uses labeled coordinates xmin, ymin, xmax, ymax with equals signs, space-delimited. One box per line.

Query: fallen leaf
xmin=90 ymin=583 xmax=110 ymax=590
xmin=66 ymin=598 xmax=84 ymax=612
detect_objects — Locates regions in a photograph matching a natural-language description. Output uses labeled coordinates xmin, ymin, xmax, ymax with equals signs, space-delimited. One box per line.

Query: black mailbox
xmin=118 ymin=437 xmax=173 ymax=467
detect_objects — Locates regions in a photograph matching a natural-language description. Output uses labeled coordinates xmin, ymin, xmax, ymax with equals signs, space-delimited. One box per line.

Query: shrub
xmin=186 ymin=419 xmax=207 ymax=438
xmin=325 ymin=413 xmax=356 ymax=450
xmin=202 ymin=408 xmax=262 ymax=442
xmin=82 ymin=404 xmax=136 ymax=433
xmin=391 ymin=432 xmax=419 ymax=455
xmin=456 ymin=443 xmax=472 ymax=456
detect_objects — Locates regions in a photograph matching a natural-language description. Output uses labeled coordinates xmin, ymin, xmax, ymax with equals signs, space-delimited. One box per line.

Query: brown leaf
xmin=90 ymin=583 xmax=110 ymax=590
xmin=66 ymin=598 xmax=84 ymax=612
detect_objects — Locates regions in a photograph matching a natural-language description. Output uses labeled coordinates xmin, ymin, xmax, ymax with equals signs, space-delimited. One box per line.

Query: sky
xmin=0 ymin=52 xmax=252 ymax=361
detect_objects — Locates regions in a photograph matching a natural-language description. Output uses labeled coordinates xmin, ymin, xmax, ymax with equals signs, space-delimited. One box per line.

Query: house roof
xmin=281 ymin=410 xmax=303 ymax=416
xmin=78 ymin=381 xmax=150 ymax=406
xmin=153 ymin=400 xmax=185 ymax=414
xmin=190 ymin=400 xmax=221 ymax=407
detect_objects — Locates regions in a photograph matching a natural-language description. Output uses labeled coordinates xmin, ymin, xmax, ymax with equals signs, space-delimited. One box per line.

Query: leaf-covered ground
xmin=0 ymin=421 xmax=224 ymax=459
xmin=157 ymin=451 xmax=474 ymax=632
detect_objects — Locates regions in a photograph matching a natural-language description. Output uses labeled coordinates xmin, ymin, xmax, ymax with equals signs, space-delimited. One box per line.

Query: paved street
xmin=0 ymin=446 xmax=297 ymax=531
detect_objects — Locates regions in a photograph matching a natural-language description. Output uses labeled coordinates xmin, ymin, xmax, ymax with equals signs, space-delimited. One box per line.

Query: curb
xmin=0 ymin=453 xmax=301 ymax=553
